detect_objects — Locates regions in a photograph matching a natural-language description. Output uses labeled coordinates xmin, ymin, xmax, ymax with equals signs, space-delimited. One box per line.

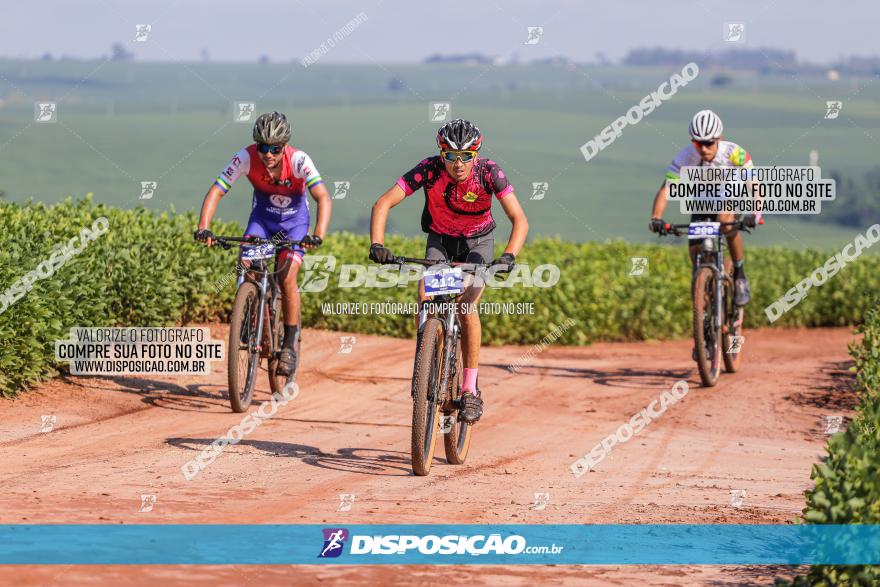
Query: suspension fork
xmin=715 ymin=243 xmax=725 ymax=328
xmin=251 ymin=266 xmax=269 ymax=354
xmin=267 ymin=275 xmax=281 ymax=351
xmin=438 ymin=306 xmax=459 ymax=398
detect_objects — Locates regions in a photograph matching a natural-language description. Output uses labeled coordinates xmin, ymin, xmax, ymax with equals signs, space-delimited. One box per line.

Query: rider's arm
xmin=651 ymin=181 xmax=670 ymax=219
xmin=653 ymin=148 xmax=690 ymax=221
xmin=197 ymin=184 xmax=226 ymax=231
xmin=370 ymin=184 xmax=406 ymax=245
xmin=292 ymin=150 xmax=331 ymax=242
xmin=197 ymin=149 xmax=250 ymax=244
xmin=498 ymin=192 xmax=528 ymax=256
xmin=309 ymin=182 xmax=332 ymax=240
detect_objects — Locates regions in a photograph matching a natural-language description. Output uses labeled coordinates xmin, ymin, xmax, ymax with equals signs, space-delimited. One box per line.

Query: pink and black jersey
xmin=396 ymin=156 xmax=514 ymax=238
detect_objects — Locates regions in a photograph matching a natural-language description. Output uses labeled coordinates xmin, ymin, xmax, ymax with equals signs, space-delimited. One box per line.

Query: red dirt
xmin=0 ymin=325 xmax=859 ymax=586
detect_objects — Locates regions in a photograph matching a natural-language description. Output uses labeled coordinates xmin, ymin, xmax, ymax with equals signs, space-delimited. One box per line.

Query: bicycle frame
xmin=417 ymin=292 xmax=461 ymax=405
xmin=692 ymin=233 xmax=729 ymax=336
xmin=666 ymin=221 xmax=744 ymax=325
xmin=236 ymin=256 xmax=276 ymax=357
xmin=216 ymin=236 xmax=302 ymax=357
xmin=399 ymin=258 xmax=512 ymax=404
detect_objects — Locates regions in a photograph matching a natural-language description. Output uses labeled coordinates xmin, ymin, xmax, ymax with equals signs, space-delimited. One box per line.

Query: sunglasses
xmin=441 ymin=150 xmax=478 ymax=163
xmin=692 ymin=139 xmax=718 ymax=148
xmin=257 ymin=143 xmax=285 ymax=155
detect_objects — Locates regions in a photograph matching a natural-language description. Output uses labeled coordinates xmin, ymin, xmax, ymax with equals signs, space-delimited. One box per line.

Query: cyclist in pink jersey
xmin=369 ymin=119 xmax=529 ymax=423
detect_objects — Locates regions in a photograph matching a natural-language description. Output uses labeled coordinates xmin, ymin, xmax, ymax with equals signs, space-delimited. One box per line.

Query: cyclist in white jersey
xmin=648 ymin=109 xmax=758 ymax=306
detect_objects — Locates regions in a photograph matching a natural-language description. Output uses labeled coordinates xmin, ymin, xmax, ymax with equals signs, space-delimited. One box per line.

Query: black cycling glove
xmin=302 ymin=234 xmax=323 ymax=247
xmin=741 ymin=214 xmax=757 ymax=228
xmin=369 ymin=243 xmax=394 ymax=264
xmin=491 ymin=252 xmax=516 ymax=269
xmin=649 ymin=218 xmax=666 ymax=234
xmin=194 ymin=228 xmax=214 ymax=242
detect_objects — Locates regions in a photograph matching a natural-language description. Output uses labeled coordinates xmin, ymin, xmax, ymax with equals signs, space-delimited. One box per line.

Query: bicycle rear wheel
xmin=228 ymin=282 xmax=260 ymax=412
xmin=443 ymin=341 xmax=472 ymax=465
xmin=411 ymin=318 xmax=444 ymax=476
xmin=693 ymin=267 xmax=721 ymax=387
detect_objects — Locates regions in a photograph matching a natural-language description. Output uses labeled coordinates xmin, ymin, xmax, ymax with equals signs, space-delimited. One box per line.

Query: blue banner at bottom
xmin=1 ymin=524 xmax=878 ymax=565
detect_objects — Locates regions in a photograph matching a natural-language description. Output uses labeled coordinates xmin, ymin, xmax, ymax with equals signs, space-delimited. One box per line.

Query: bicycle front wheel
xmin=693 ymin=267 xmax=721 ymax=387
xmin=411 ymin=317 xmax=444 ymax=476
xmin=228 ymin=282 xmax=260 ymax=412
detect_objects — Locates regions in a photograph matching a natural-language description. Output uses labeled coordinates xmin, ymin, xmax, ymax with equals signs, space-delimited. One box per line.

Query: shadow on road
xmin=59 ymin=373 xmax=244 ymax=412
xmin=484 ymin=362 xmax=692 ymax=389
xmin=784 ymin=359 xmax=857 ymax=411
xmin=167 ymin=437 xmax=416 ymax=476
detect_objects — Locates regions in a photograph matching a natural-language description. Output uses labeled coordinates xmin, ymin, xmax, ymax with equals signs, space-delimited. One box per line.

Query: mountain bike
xmin=376 ymin=256 xmax=512 ymax=476
xmin=660 ymin=220 xmax=749 ymax=387
xmin=213 ymin=235 xmax=310 ymax=412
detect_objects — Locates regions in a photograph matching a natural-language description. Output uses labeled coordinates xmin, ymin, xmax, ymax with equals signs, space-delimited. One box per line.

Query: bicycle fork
xmin=439 ymin=310 xmax=459 ymax=405
xmin=252 ymin=272 xmax=269 ymax=356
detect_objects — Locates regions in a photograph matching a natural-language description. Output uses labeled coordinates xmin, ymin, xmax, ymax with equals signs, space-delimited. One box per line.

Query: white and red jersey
xmin=214 ymin=145 xmax=323 ymax=228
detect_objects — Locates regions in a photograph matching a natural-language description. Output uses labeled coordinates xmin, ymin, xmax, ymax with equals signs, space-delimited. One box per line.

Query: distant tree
xmin=258 ymin=54 xmax=270 ymax=64
xmin=111 ymin=43 xmax=134 ymax=62
xmin=388 ymin=77 xmax=404 ymax=92
xmin=801 ymin=167 xmax=880 ymax=227
xmin=710 ymin=74 xmax=734 ymax=87
xmin=41 ymin=53 xmax=53 ymax=61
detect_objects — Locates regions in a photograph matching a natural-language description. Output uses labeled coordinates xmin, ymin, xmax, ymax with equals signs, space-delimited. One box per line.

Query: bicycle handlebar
xmin=659 ymin=219 xmax=760 ymax=237
xmin=210 ymin=235 xmax=312 ymax=251
xmin=377 ymin=256 xmax=516 ymax=273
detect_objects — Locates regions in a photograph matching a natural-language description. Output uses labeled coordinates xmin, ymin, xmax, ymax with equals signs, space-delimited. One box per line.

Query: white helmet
xmin=689 ymin=109 xmax=723 ymax=141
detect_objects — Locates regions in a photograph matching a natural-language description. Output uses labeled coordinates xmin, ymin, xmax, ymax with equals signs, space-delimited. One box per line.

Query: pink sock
xmin=462 ymin=368 xmax=478 ymax=394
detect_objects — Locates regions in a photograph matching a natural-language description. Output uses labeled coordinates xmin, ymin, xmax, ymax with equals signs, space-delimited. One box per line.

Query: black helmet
xmin=437 ymin=118 xmax=482 ymax=151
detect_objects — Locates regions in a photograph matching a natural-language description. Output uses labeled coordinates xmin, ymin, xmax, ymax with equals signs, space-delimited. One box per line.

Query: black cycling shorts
xmin=425 ymin=231 xmax=494 ymax=264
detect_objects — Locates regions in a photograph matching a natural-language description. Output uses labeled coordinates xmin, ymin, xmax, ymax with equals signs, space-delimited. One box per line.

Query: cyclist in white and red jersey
xmin=369 ymin=119 xmax=529 ymax=423
xmin=649 ymin=109 xmax=759 ymax=306
xmin=195 ymin=111 xmax=332 ymax=377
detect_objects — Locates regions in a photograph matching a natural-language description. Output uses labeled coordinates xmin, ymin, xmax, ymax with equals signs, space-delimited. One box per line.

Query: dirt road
xmin=0 ymin=326 xmax=859 ymax=586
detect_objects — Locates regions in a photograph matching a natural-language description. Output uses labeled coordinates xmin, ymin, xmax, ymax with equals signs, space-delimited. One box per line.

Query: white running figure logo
xmin=321 ymin=529 xmax=346 ymax=557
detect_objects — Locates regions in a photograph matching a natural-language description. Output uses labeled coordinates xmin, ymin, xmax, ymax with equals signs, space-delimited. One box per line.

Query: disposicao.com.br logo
xmin=318 ymin=528 xmax=563 ymax=558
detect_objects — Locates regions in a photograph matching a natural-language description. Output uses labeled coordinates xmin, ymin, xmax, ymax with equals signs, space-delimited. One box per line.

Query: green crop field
xmin=1 ymin=59 xmax=878 ymax=249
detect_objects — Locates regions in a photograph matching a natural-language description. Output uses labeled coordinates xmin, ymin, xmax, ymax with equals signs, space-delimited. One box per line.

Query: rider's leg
xmin=275 ymin=245 xmax=304 ymax=376
xmin=417 ymin=231 xmax=449 ymax=331
xmin=460 ymin=234 xmax=493 ymax=392
xmin=719 ymin=213 xmax=751 ymax=305
xmin=278 ymin=250 xmax=303 ymax=345
xmin=458 ymin=283 xmax=485 ymax=393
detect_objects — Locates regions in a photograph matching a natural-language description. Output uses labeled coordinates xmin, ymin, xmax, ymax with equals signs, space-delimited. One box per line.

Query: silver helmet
xmin=253 ymin=111 xmax=291 ymax=144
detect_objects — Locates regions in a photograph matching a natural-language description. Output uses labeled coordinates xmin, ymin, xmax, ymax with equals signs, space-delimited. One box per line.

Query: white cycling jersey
xmin=665 ymin=140 xmax=753 ymax=181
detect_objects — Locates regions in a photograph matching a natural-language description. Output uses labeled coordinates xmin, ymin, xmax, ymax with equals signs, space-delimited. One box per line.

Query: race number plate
xmin=423 ymin=267 xmax=464 ymax=297
xmin=241 ymin=243 xmax=275 ymax=260
xmin=688 ymin=222 xmax=721 ymax=239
